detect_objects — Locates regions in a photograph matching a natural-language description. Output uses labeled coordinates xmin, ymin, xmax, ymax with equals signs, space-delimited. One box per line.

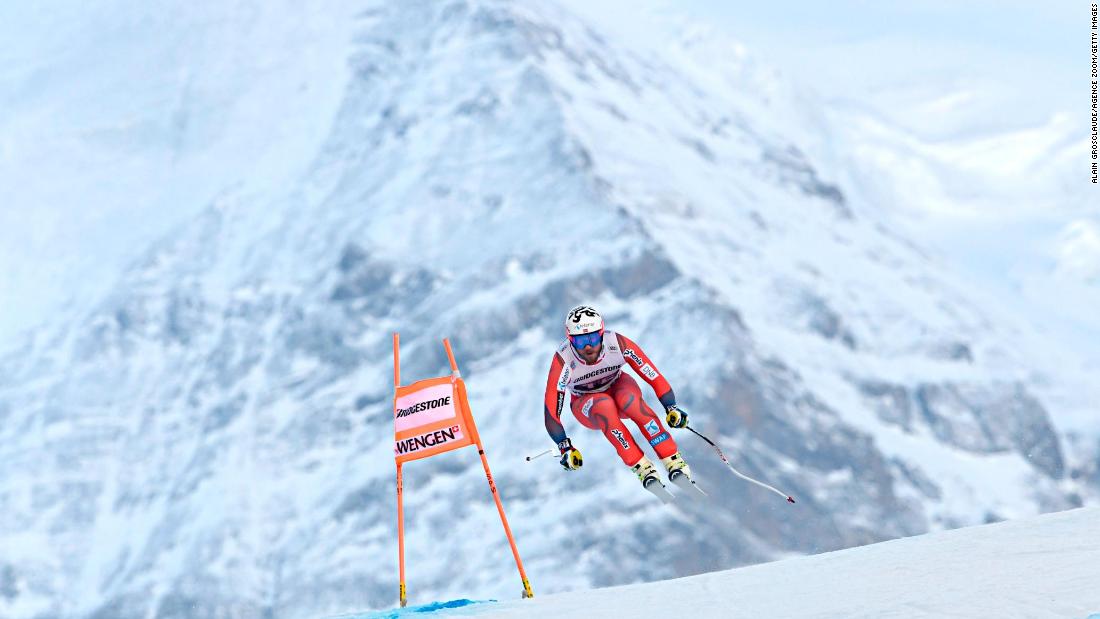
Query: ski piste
xmin=346 ymin=507 xmax=1100 ymax=618
xmin=332 ymin=598 xmax=493 ymax=618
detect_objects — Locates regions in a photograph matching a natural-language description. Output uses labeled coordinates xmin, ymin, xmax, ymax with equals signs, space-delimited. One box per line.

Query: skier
xmin=543 ymin=305 xmax=697 ymax=499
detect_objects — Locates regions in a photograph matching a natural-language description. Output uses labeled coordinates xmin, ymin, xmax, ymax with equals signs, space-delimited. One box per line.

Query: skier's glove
xmin=558 ymin=438 xmax=583 ymax=471
xmin=665 ymin=404 xmax=688 ymax=429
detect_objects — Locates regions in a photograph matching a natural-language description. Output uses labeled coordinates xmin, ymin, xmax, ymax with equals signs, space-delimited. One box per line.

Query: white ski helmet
xmin=564 ymin=305 xmax=604 ymax=336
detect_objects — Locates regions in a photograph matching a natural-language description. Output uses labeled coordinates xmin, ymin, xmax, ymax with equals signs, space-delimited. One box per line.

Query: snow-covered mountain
xmin=345 ymin=506 xmax=1100 ymax=618
xmin=0 ymin=2 xmax=1094 ymax=618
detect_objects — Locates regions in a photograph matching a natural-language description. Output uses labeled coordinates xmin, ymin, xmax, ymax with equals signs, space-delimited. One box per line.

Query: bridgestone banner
xmin=394 ymin=383 xmax=457 ymax=432
xmin=393 ymin=376 xmax=474 ymax=464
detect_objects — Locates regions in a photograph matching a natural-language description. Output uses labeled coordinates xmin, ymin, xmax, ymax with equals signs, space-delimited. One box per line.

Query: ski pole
xmin=685 ymin=425 xmax=795 ymax=504
xmin=525 ymin=449 xmax=553 ymax=462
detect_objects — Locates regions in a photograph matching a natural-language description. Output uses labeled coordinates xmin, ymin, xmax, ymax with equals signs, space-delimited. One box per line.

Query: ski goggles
xmin=569 ymin=331 xmax=603 ymax=350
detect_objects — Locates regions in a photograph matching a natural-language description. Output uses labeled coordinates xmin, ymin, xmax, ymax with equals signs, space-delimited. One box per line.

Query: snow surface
xmin=348 ymin=506 xmax=1100 ymax=619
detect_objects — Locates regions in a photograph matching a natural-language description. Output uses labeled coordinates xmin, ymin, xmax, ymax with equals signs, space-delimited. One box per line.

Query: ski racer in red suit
xmin=544 ymin=305 xmax=696 ymax=497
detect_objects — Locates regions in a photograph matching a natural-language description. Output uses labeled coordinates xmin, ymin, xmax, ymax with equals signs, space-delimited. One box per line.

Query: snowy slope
xmin=0 ymin=1 xmax=1095 ymax=618
xmin=352 ymin=506 xmax=1100 ymax=619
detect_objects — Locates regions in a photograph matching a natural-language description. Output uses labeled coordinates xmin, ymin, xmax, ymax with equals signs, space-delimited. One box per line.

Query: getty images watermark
xmin=1092 ymin=3 xmax=1099 ymax=182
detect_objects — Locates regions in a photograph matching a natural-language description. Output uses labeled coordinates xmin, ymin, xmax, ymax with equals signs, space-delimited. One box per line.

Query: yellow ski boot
xmin=631 ymin=456 xmax=673 ymax=504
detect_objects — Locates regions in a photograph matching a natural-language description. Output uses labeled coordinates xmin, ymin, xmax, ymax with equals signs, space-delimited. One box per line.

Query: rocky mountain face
xmin=0 ymin=1 xmax=1091 ymax=618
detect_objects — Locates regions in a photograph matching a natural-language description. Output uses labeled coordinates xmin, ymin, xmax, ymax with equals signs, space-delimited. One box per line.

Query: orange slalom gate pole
xmin=443 ymin=339 xmax=534 ymax=599
xmin=394 ymin=333 xmax=407 ymax=608
xmin=397 ymin=463 xmax=406 ymax=607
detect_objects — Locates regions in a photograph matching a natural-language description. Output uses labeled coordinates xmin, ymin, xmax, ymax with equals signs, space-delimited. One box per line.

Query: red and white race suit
xmin=543 ymin=331 xmax=679 ymax=466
